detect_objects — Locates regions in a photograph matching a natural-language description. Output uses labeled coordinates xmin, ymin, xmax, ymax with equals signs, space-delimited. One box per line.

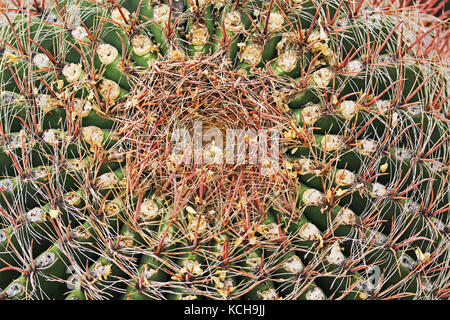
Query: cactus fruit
xmin=0 ymin=0 xmax=448 ymax=300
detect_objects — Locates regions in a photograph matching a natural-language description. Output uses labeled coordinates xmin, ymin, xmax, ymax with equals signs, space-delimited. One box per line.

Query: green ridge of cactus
xmin=0 ymin=0 xmax=448 ymax=300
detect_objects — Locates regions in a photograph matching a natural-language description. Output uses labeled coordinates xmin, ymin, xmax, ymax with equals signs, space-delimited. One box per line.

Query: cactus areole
xmin=0 ymin=0 xmax=448 ymax=300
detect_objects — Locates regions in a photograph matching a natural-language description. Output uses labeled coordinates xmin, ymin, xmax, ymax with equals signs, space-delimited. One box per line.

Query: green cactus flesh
xmin=0 ymin=0 xmax=448 ymax=300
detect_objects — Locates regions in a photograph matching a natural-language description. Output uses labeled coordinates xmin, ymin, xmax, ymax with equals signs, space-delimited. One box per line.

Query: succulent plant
xmin=0 ymin=0 xmax=448 ymax=300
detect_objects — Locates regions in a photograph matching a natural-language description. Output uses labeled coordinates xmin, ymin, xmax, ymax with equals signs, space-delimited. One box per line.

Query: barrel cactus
xmin=0 ymin=0 xmax=448 ymax=300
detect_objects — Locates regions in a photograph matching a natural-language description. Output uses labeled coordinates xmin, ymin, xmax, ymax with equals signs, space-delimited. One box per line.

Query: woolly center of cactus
xmin=112 ymin=55 xmax=296 ymax=218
